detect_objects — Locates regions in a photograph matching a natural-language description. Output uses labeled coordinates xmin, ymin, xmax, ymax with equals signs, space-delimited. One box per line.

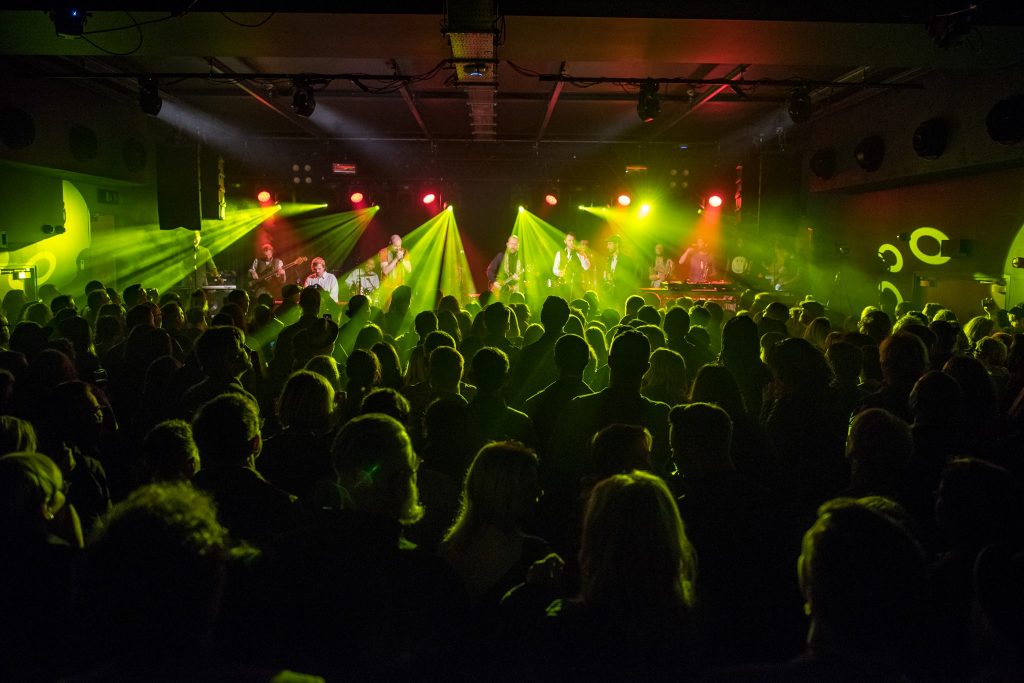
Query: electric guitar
xmin=489 ymin=270 xmax=522 ymax=294
xmin=248 ymin=256 xmax=308 ymax=294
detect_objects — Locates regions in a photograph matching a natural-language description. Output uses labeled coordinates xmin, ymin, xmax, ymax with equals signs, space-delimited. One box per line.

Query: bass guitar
xmin=248 ymin=256 xmax=308 ymax=295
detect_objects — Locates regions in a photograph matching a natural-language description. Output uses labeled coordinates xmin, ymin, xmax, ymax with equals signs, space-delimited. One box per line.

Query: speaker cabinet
xmin=157 ymin=145 xmax=201 ymax=231
xmin=739 ymin=152 xmax=803 ymax=234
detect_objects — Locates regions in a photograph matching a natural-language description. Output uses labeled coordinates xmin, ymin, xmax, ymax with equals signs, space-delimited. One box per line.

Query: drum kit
xmin=345 ymin=265 xmax=380 ymax=298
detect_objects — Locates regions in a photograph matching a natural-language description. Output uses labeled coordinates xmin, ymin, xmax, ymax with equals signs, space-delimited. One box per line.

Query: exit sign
xmin=98 ymin=189 xmax=120 ymax=204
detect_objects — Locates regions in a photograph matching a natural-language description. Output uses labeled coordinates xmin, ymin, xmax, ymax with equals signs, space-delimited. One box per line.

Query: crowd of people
xmin=3 ymin=274 xmax=1024 ymax=681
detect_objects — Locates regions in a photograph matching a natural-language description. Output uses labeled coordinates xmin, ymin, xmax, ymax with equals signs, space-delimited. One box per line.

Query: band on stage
xmin=481 ymin=232 xmax=805 ymax=304
xmin=195 ymin=228 xmax=804 ymax=308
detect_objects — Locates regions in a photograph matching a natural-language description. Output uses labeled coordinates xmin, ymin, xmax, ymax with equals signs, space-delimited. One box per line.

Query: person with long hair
xmin=440 ymin=441 xmax=547 ymax=604
xmin=260 ymin=370 xmax=337 ymax=498
xmin=718 ymin=314 xmax=770 ymax=419
xmin=339 ymin=349 xmax=381 ymax=425
xmin=372 ymin=341 xmax=405 ymax=391
xmin=641 ymin=347 xmax=688 ymax=406
xmin=0 ymin=452 xmax=82 ymax=678
xmin=763 ymin=338 xmax=848 ymax=512
xmin=532 ymin=471 xmax=698 ymax=677
xmin=803 ymin=316 xmax=832 ymax=351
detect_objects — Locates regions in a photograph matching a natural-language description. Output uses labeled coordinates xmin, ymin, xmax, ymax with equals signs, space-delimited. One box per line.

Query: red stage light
xmin=350 ymin=191 xmax=365 ymax=204
xmin=544 ymin=193 xmax=558 ymax=206
xmin=617 ymin=193 xmax=632 ymax=207
xmin=707 ymin=194 xmax=723 ymax=208
xmin=422 ymin=192 xmax=436 ymax=204
xmin=256 ymin=189 xmax=272 ymax=204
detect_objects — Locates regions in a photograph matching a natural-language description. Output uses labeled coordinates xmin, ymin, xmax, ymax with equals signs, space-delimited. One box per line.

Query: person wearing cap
xmin=601 ymin=234 xmax=632 ymax=306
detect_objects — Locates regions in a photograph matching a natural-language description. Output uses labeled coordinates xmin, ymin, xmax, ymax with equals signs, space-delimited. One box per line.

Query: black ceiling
xmin=1 ymin=4 xmax=1022 ymax=186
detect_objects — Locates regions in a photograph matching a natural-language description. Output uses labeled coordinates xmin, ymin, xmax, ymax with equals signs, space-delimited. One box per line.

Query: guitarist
xmin=248 ymin=243 xmax=285 ymax=297
xmin=486 ymin=234 xmax=524 ymax=297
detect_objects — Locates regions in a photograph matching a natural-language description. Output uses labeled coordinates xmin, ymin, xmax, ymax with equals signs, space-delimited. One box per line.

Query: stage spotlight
xmin=638 ymin=203 xmax=651 ymax=218
xmin=707 ymin=194 xmax=723 ymax=208
xmin=138 ymin=77 xmax=162 ymax=116
xmin=291 ymin=79 xmax=316 ymax=117
xmin=256 ymin=189 xmax=273 ymax=205
xmin=518 ymin=205 xmax=525 ymax=213
xmin=48 ymin=9 xmax=89 ymax=38
xmin=544 ymin=193 xmax=558 ymax=206
xmin=617 ymin=193 xmax=632 ymax=207
xmin=787 ymin=87 xmax=812 ymax=124
xmin=349 ymin=191 xmax=365 ymax=204
xmin=636 ymin=80 xmax=660 ymax=123
xmin=986 ymin=95 xmax=1024 ymax=145
xmin=422 ymin=192 xmax=437 ymax=205
xmin=465 ymin=62 xmax=488 ymax=78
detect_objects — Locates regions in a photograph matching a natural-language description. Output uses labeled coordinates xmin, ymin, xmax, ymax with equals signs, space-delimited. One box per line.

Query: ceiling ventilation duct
xmin=444 ymin=0 xmax=499 ymax=140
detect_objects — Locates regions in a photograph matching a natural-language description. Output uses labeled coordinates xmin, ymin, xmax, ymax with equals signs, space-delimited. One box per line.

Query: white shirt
xmin=552 ymin=248 xmax=591 ymax=277
xmin=304 ymin=272 xmax=339 ymax=302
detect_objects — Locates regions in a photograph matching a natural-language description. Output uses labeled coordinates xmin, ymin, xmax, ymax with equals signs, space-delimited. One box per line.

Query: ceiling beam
xmin=536 ymin=60 xmax=566 ymax=142
xmin=141 ymin=87 xmax=786 ymax=103
xmin=537 ymin=71 xmax=922 ymax=89
xmin=207 ymin=57 xmax=325 ymax=139
xmin=389 ymin=58 xmax=432 ymax=141
xmin=649 ymin=63 xmax=750 ymax=137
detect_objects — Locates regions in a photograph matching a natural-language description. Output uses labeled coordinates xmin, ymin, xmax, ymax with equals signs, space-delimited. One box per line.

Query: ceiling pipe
xmin=207 ymin=57 xmax=325 ymax=139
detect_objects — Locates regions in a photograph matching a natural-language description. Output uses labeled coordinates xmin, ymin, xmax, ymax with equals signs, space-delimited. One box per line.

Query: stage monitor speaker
xmin=157 ymin=145 xmax=201 ymax=230
xmin=739 ymin=152 xmax=803 ymax=234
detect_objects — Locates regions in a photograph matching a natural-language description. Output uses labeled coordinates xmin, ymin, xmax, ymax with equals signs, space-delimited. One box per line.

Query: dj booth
xmin=640 ymin=280 xmax=742 ymax=309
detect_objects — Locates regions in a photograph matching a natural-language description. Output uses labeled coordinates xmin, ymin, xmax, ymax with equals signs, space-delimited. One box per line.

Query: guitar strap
xmin=253 ymin=258 xmax=281 ymax=278
xmin=502 ymin=251 xmax=518 ymax=278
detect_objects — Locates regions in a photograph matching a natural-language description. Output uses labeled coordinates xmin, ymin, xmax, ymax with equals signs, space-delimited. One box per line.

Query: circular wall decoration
xmin=912 ymin=117 xmax=949 ymax=160
xmin=986 ymin=94 xmax=1024 ymax=145
xmin=878 ymin=244 xmax=904 ymax=273
xmin=909 ymin=226 xmax=951 ymax=266
xmin=854 ymin=135 xmax=885 ymax=172
xmin=809 ymin=147 xmax=837 ymax=180
xmin=879 ymin=280 xmax=904 ymax=305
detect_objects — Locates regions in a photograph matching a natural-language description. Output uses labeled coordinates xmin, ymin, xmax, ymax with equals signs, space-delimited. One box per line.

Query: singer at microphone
xmin=551 ymin=231 xmax=590 ymax=299
xmin=380 ymin=233 xmax=412 ymax=284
